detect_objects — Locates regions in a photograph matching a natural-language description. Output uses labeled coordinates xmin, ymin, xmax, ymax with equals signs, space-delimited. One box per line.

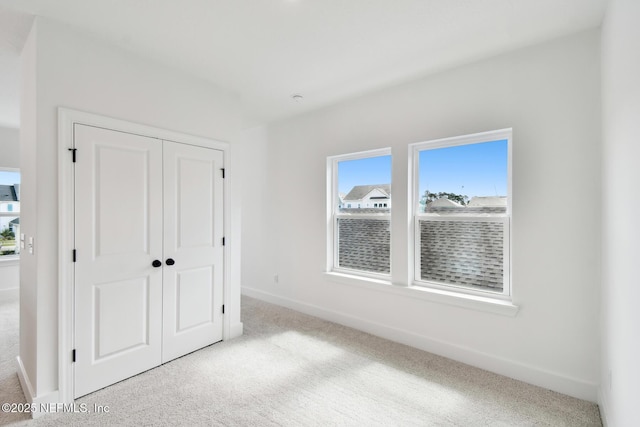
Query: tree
xmin=422 ymin=191 xmax=469 ymax=206
xmin=0 ymin=228 xmax=14 ymax=241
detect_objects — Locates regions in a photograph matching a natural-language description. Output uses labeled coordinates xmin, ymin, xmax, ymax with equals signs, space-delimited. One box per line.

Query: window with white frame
xmin=410 ymin=129 xmax=511 ymax=297
xmin=0 ymin=170 xmax=21 ymax=258
xmin=327 ymin=149 xmax=391 ymax=278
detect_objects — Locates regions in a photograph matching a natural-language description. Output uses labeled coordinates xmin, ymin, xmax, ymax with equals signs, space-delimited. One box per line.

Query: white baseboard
xmin=16 ymin=356 xmax=35 ymax=404
xmin=0 ymin=287 xmax=19 ymax=301
xmin=242 ymin=286 xmax=598 ymax=402
xmin=16 ymin=356 xmax=61 ymax=419
xmin=598 ymin=387 xmax=611 ymax=426
xmin=229 ymin=322 xmax=243 ymax=339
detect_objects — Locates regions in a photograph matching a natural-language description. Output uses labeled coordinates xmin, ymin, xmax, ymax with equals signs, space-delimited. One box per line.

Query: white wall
xmin=19 ymin=18 xmax=38 ymax=401
xmin=0 ymin=125 xmax=20 ymax=292
xmin=239 ymin=126 xmax=272 ymax=292
xmin=0 ymin=254 xmax=19 ymax=293
xmin=0 ymin=126 xmax=19 ymax=169
xmin=19 ymin=17 xmax=243 ymax=400
xmin=0 ymin=263 xmax=19 ymax=294
xmin=0 ymin=249 xmax=19 ymax=293
xmin=242 ymin=30 xmax=601 ymax=401
xmin=600 ymin=0 xmax=640 ymax=425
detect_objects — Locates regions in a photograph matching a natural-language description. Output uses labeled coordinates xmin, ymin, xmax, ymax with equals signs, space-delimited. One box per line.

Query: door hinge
xmin=72 ymin=349 xmax=76 ymax=362
xmin=68 ymin=148 xmax=77 ymax=163
xmin=221 ymin=168 xmax=225 ymax=179
xmin=72 ymin=249 xmax=77 ymax=262
xmin=222 ymin=304 xmax=225 ymax=314
xmin=222 ymin=237 xmax=226 ymax=246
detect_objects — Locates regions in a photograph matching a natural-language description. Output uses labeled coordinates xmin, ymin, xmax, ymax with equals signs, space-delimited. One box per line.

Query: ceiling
xmin=0 ymin=0 xmax=607 ymax=129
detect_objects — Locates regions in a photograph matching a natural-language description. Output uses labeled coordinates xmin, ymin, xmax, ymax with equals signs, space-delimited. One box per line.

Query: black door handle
xmin=166 ymin=258 xmax=175 ymax=266
xmin=152 ymin=260 xmax=162 ymax=268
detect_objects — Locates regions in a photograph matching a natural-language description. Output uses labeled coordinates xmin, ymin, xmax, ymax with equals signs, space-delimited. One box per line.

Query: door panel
xmin=74 ymin=124 xmax=163 ymax=398
xmin=176 ymin=267 xmax=213 ymax=332
xmin=162 ymin=142 xmax=224 ymax=362
xmin=94 ymin=277 xmax=151 ymax=359
xmin=176 ymin=157 xmax=215 ymax=248
xmin=94 ymin=145 xmax=151 ymax=256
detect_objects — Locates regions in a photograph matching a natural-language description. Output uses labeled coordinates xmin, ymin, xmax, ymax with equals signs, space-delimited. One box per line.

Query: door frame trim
xmin=58 ymin=108 xmax=234 ymax=403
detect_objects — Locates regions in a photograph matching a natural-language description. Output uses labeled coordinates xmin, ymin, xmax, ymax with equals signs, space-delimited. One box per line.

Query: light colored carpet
xmin=0 ymin=293 xmax=601 ymax=426
xmin=0 ymin=292 xmax=30 ymax=426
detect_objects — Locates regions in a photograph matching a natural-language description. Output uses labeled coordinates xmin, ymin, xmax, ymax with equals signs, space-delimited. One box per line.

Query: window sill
xmin=325 ymin=271 xmax=393 ymax=287
xmin=0 ymin=256 xmax=20 ymax=267
xmin=324 ymin=272 xmax=519 ymax=317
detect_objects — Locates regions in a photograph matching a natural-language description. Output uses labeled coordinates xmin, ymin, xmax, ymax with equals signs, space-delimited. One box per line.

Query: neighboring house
xmin=0 ymin=184 xmax=19 ymax=232
xmin=0 ymin=183 xmax=19 ymax=208
xmin=426 ymin=196 xmax=506 ymax=214
xmin=9 ymin=217 xmax=19 ymax=235
xmin=342 ymin=184 xmax=391 ymax=209
xmin=425 ymin=197 xmax=465 ymax=213
xmin=467 ymin=196 xmax=507 ymax=208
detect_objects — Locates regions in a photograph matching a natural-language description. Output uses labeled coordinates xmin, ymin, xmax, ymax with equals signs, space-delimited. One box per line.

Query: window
xmin=410 ymin=129 xmax=511 ymax=298
xmin=0 ymin=170 xmax=21 ymax=258
xmin=327 ymin=148 xmax=391 ymax=279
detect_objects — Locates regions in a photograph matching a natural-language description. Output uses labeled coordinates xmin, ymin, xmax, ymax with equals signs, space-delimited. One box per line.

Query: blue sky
xmin=338 ymin=156 xmax=391 ymax=195
xmin=337 ymin=139 xmax=507 ymax=198
xmin=419 ymin=140 xmax=507 ymax=199
xmin=0 ymin=171 xmax=20 ymax=186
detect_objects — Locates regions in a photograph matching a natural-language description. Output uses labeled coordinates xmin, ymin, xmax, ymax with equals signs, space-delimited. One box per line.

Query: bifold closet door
xmin=161 ymin=142 xmax=224 ymax=362
xmin=74 ymin=124 xmax=164 ymax=398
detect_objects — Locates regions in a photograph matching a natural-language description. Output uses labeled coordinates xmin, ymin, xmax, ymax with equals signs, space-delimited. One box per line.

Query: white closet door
xmin=74 ymin=124 xmax=164 ymax=398
xmin=161 ymin=141 xmax=224 ymax=362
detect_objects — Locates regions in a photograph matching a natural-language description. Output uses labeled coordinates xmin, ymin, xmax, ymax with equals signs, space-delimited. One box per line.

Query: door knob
xmin=152 ymin=260 xmax=162 ymax=268
xmin=166 ymin=258 xmax=175 ymax=266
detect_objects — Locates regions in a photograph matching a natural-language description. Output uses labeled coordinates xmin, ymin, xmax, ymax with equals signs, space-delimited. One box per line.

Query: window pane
xmin=334 ymin=154 xmax=391 ymax=275
xmin=338 ymin=155 xmax=391 ymax=212
xmin=416 ymin=136 xmax=508 ymax=293
xmin=419 ymin=140 xmax=507 ymax=213
xmin=0 ymin=171 xmax=20 ymax=257
xmin=338 ymin=218 xmax=390 ymax=273
xmin=419 ymin=219 xmax=504 ymax=291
